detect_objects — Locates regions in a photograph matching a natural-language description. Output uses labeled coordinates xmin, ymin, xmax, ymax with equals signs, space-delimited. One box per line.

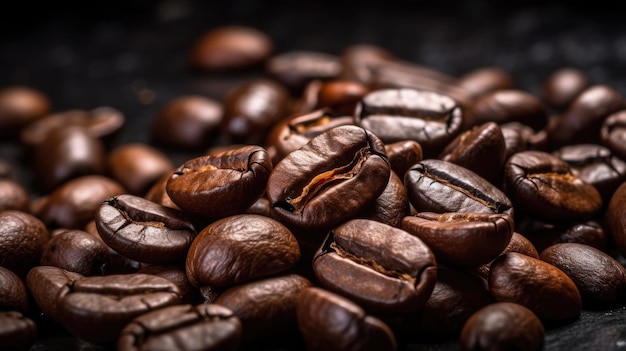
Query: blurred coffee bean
xmin=296 ymin=287 xmax=397 ymax=351
xmin=460 ymin=302 xmax=544 ymax=351
xmin=188 ymin=25 xmax=273 ymax=72
xmin=464 ymin=89 xmax=549 ymax=131
xmin=541 ymin=67 xmax=592 ymax=111
xmin=151 ymin=95 xmax=223 ymax=151
xmin=338 ymin=44 xmax=396 ymax=87
xmin=186 ymin=214 xmax=300 ymax=288
xmin=144 ymin=170 xmax=180 ymax=210
xmin=266 ymin=50 xmax=342 ymax=93
xmin=0 ymin=311 xmax=37 ymax=351
xmin=455 ymin=67 xmax=516 ymax=100
xmin=0 ymin=266 xmax=29 ymax=313
xmin=601 ymin=109 xmax=626 ymax=161
xmin=39 ymin=229 xmax=110 ymax=276
xmin=540 ymin=243 xmax=626 ymax=308
xmin=384 ymin=140 xmax=423 ymax=179
xmin=0 ymin=211 xmax=49 ymax=278
xmin=107 ymin=143 xmax=174 ymax=196
xmin=117 ymin=303 xmax=243 ymax=351
xmin=0 ymin=179 xmax=29 ymax=212
xmin=0 ymin=86 xmax=50 ymax=137
xmin=317 ymin=80 xmax=370 ymax=116
xmin=489 ymin=252 xmax=582 ymax=322
xmin=605 ymin=181 xmax=626 ymax=259
xmin=267 ymin=125 xmax=390 ymax=231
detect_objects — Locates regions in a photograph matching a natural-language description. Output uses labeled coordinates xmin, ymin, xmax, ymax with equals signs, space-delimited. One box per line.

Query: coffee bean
xmin=0 ymin=311 xmax=37 ymax=351
xmin=107 ymin=143 xmax=175 ymax=196
xmin=541 ymin=67 xmax=592 ymax=111
xmin=519 ymin=219 xmax=607 ymax=253
xmin=26 ymin=266 xmax=84 ymax=323
xmin=266 ymin=50 xmax=342 ymax=93
xmin=474 ymin=232 xmax=540 ymax=279
xmin=0 ymin=86 xmax=50 ymax=137
xmin=317 ymin=80 xmax=370 ymax=116
xmin=601 ymin=109 xmax=626 ymax=162
xmin=0 ymin=266 xmax=29 ymax=313
xmin=357 ymin=171 xmax=409 ymax=228
xmin=0 ymin=211 xmax=49 ymax=278
xmin=384 ymin=140 xmax=423 ymax=179
xmin=607 ymin=182 xmax=626 ymax=257
xmin=455 ymin=67 xmax=516 ymax=100
xmin=138 ymin=264 xmax=204 ymax=305
xmin=0 ymin=179 xmax=29 ymax=212
xmin=39 ymin=229 xmax=110 ymax=276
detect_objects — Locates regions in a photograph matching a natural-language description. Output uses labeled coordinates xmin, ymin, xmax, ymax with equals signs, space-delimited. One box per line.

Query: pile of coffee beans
xmin=2 ymin=24 xmax=626 ymax=351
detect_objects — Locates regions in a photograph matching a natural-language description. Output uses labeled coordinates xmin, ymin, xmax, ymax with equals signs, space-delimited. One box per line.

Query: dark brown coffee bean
xmin=500 ymin=122 xmax=548 ymax=159
xmin=0 ymin=86 xmax=50 ymax=137
xmin=26 ymin=266 xmax=84 ymax=323
xmin=0 ymin=179 xmax=29 ymax=212
xmin=317 ymin=80 xmax=370 ymax=116
xmin=439 ymin=122 xmax=507 ymax=181
xmin=460 ymin=302 xmax=544 ymax=351
xmin=541 ymin=67 xmax=592 ymax=111
xmin=0 ymin=211 xmax=49 ymax=278
xmin=474 ymin=232 xmax=540 ymax=279
xmin=296 ymin=287 xmax=397 ymax=351
xmin=118 ymin=304 xmax=242 ymax=351
xmin=266 ymin=50 xmax=342 ymax=92
xmin=601 ymin=110 xmax=626 ymax=162
xmin=107 ymin=143 xmax=175 ymax=196
xmin=405 ymin=159 xmax=513 ymax=216
xmin=138 ymin=264 xmax=203 ymax=305
xmin=553 ymin=143 xmax=626 ymax=203
xmin=57 ymin=273 xmax=182 ymax=344
xmin=313 ymin=219 xmax=437 ymax=315
xmin=464 ymin=89 xmax=549 ymax=132
xmin=489 ymin=252 xmax=582 ymax=322
xmin=151 ymin=95 xmax=223 ymax=151
xmin=187 ymin=25 xmax=273 ymax=72
xmin=504 ymin=151 xmax=603 ymax=222
xmin=96 ymin=194 xmax=197 ymax=264
xmin=384 ymin=140 xmax=423 ymax=179
xmin=0 ymin=266 xmax=29 ymax=313
xmin=519 ymin=219 xmax=607 ymax=253
xmin=455 ymin=67 xmax=516 ymax=100
xmin=221 ymin=78 xmax=290 ymax=144
xmin=265 ymin=108 xmax=354 ymax=164
xmin=83 ymin=220 xmax=146 ymax=275
xmin=540 ymin=243 xmax=626 ymax=308
xmin=186 ymin=214 xmax=300 ymax=288
xmin=403 ymin=212 xmax=513 ymax=268
xmin=267 ymin=125 xmax=390 ymax=230
xmin=607 ymin=182 xmax=626 ymax=257
xmin=34 ymin=175 xmax=125 ymax=229
xmin=355 ymin=88 xmax=463 ymax=158
xmin=357 ymin=171 xmax=409 ymax=228
xmin=0 ymin=311 xmax=37 ymax=351
xmin=214 ymin=274 xmax=312 ymax=343
xmin=20 ymin=107 xmax=125 ymax=147
xmin=40 ymin=229 xmax=110 ymax=276
xmin=547 ymin=84 xmax=625 ymax=149
xmin=33 ymin=126 xmax=107 ymax=193
xmin=338 ymin=44 xmax=396 ymax=87
xmin=144 ymin=170 xmax=180 ymax=210
xmin=166 ymin=145 xmax=272 ymax=219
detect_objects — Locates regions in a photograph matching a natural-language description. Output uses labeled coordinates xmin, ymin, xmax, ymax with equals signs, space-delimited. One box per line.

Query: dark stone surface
xmin=2 ymin=1 xmax=626 ymax=350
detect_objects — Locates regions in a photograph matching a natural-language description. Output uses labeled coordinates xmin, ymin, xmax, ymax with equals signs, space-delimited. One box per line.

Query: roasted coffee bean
xmin=601 ymin=109 xmax=626 ymax=162
xmin=317 ymin=80 xmax=370 ymax=116
xmin=20 ymin=107 xmax=125 ymax=147
xmin=266 ymin=50 xmax=342 ymax=92
xmin=541 ymin=67 xmax=592 ymax=111
xmin=503 ymin=151 xmax=603 ymax=222
xmin=0 ymin=311 xmax=37 ymax=351
xmin=187 ymin=25 xmax=273 ymax=72
xmin=547 ymin=84 xmax=625 ymax=149
xmin=33 ymin=126 xmax=106 ymax=193
xmin=405 ymin=159 xmax=513 ymax=216
xmin=118 ymin=304 xmax=242 ymax=351
xmin=267 ymin=125 xmax=390 ymax=230
xmin=384 ymin=140 xmax=423 ymax=179
xmin=39 ymin=229 xmax=110 ymax=276
xmin=26 ymin=266 xmax=84 ymax=323
xmin=144 ymin=170 xmax=180 ymax=210
xmin=151 ymin=95 xmax=223 ymax=151
xmin=312 ymin=219 xmax=437 ymax=315
xmin=357 ymin=171 xmax=409 ymax=228
xmin=402 ymin=212 xmax=513 ymax=268
xmin=475 ymin=232 xmax=540 ymax=279
xmin=214 ymin=274 xmax=312 ymax=342
xmin=391 ymin=267 xmax=492 ymax=340
xmin=166 ymin=145 xmax=272 ymax=219
xmin=296 ymin=287 xmax=397 ymax=351
xmin=489 ymin=252 xmax=582 ymax=322
xmin=107 ymin=143 xmax=174 ymax=196
xmin=0 ymin=157 xmax=14 ymax=179
xmin=553 ymin=143 xmax=626 ymax=203
xmin=0 ymin=211 xmax=49 ymax=278
xmin=186 ymin=214 xmax=300 ymax=288
xmin=439 ymin=122 xmax=506 ymax=182
xmin=540 ymin=243 xmax=626 ymax=308
xmin=96 ymin=194 xmax=197 ymax=264
xmin=221 ymin=78 xmax=290 ymax=144
xmin=338 ymin=44 xmax=396 ymax=87
xmin=500 ymin=122 xmax=548 ymax=159
xmin=34 ymin=175 xmax=125 ymax=229
xmin=84 ymin=220 xmax=146 ymax=275
xmin=0 ymin=85 xmax=50 ymax=137
xmin=460 ymin=302 xmax=544 ymax=351
xmin=0 ymin=266 xmax=29 ymax=313
xmin=138 ymin=264 xmax=204 ymax=305
xmin=607 ymin=182 xmax=626 ymax=257
xmin=0 ymin=179 xmax=29 ymax=212
xmin=455 ymin=67 xmax=516 ymax=100
xmin=265 ymin=108 xmax=354 ymax=164
xmin=355 ymin=88 xmax=463 ymax=158
xmin=464 ymin=89 xmax=549 ymax=132
xmin=519 ymin=219 xmax=607 ymax=253
xmin=57 ymin=273 xmax=182 ymax=345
